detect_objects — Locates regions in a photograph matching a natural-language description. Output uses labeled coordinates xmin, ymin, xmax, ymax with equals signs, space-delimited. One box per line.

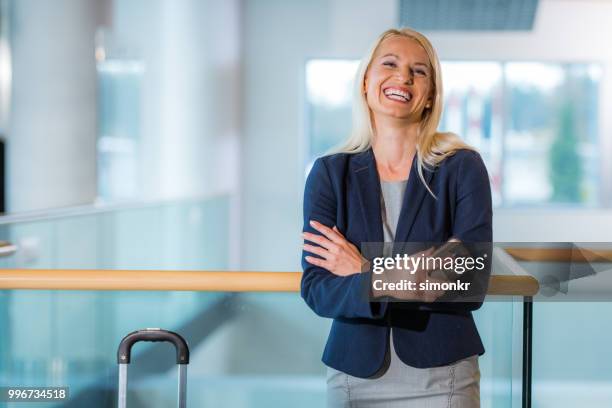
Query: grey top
xmin=379 ymin=178 xmax=409 ymax=376
xmin=380 ymin=179 xmax=408 ymax=244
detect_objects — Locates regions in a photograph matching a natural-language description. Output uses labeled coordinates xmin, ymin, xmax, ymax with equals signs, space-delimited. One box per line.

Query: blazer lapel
xmin=394 ymin=157 xmax=435 ymax=243
xmin=350 ymin=149 xmax=384 ymax=244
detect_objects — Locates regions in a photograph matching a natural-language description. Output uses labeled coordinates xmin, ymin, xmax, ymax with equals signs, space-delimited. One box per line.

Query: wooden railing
xmin=0 ymin=269 xmax=539 ymax=295
xmin=505 ymin=247 xmax=612 ymax=262
xmin=4 ymin=245 xmax=612 ymax=295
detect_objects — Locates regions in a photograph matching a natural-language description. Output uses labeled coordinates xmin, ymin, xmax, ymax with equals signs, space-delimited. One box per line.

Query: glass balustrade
xmin=0 ymin=196 xmax=540 ymax=407
xmin=1 ymin=291 xmax=518 ymax=408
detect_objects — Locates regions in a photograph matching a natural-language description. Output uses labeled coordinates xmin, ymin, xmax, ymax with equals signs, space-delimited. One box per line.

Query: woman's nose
xmin=396 ymin=70 xmax=414 ymax=85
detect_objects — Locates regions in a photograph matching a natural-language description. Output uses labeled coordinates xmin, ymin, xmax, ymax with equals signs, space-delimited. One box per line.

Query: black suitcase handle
xmin=117 ymin=328 xmax=190 ymax=364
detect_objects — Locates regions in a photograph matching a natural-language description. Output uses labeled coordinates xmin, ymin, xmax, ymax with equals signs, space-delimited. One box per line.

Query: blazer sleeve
xmin=420 ymin=150 xmax=493 ymax=313
xmin=451 ymin=150 xmax=493 ymax=244
xmin=300 ymin=158 xmax=387 ymax=319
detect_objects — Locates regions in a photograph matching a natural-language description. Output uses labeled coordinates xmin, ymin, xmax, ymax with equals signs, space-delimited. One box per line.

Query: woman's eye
xmin=382 ymin=61 xmax=396 ymax=68
xmin=413 ymin=69 xmax=427 ymax=76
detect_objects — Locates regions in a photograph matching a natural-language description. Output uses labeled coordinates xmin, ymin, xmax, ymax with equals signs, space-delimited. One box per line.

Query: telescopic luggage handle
xmin=118 ymin=328 xmax=190 ymax=364
xmin=117 ymin=328 xmax=189 ymax=408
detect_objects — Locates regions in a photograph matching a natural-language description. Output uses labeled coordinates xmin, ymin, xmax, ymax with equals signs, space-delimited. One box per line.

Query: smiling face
xmin=364 ymin=35 xmax=434 ymax=124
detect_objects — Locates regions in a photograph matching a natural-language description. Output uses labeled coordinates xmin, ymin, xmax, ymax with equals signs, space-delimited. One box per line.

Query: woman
xmin=300 ymin=27 xmax=492 ymax=407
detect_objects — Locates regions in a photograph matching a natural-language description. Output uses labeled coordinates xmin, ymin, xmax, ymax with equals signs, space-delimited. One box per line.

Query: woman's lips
xmin=386 ymin=93 xmax=410 ymax=103
xmin=383 ymin=87 xmax=412 ymax=103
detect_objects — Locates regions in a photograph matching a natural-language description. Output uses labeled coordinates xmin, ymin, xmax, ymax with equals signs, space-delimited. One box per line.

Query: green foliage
xmin=549 ymin=101 xmax=583 ymax=203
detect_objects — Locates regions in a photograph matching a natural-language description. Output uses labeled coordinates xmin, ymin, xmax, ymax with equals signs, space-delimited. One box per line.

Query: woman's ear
xmin=426 ymin=90 xmax=435 ymax=108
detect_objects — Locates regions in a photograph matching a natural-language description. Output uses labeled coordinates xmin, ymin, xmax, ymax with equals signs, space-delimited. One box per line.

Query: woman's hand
xmin=303 ymin=220 xmax=367 ymax=277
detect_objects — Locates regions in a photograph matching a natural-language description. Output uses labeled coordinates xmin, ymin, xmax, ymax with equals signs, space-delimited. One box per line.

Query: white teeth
xmin=384 ymin=88 xmax=411 ymax=101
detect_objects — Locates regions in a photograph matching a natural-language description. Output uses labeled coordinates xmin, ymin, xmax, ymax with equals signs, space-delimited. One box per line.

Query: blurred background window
xmin=305 ymin=60 xmax=602 ymax=208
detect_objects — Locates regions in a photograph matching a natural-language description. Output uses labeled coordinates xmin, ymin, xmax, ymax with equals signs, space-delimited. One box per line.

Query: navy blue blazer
xmin=300 ymin=147 xmax=492 ymax=378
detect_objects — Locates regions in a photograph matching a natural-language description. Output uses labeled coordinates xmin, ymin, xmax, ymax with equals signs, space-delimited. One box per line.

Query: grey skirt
xmin=326 ymin=332 xmax=480 ymax=408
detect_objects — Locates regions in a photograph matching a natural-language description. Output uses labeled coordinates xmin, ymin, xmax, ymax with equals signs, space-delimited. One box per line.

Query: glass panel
xmin=0 ymin=190 xmax=518 ymax=406
xmin=532 ymin=302 xmax=612 ymax=407
xmin=0 ymin=196 xmax=231 ymax=407
xmin=0 ymin=196 xmax=230 ymax=270
xmin=0 ymin=290 xmax=516 ymax=408
xmin=474 ymin=300 xmax=518 ymax=408
xmin=0 ymin=290 xmax=228 ymax=407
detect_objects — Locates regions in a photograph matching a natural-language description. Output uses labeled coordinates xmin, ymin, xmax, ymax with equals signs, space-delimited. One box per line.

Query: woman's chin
xmin=373 ymin=109 xmax=419 ymax=123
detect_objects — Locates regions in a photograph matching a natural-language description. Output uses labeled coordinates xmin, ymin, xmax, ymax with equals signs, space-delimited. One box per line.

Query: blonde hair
xmin=332 ymin=27 xmax=475 ymax=197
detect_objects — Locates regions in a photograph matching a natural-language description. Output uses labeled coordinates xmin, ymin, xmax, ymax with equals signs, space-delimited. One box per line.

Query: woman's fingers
xmin=302 ymin=231 xmax=336 ymax=251
xmin=303 ymin=243 xmax=329 ymax=259
xmin=309 ymin=220 xmax=344 ymax=244
xmin=303 ymin=222 xmax=366 ymax=277
xmin=305 ymin=255 xmax=329 ymax=269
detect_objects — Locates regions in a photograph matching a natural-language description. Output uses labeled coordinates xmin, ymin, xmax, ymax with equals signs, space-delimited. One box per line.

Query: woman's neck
xmin=371 ymin=117 xmax=419 ymax=182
